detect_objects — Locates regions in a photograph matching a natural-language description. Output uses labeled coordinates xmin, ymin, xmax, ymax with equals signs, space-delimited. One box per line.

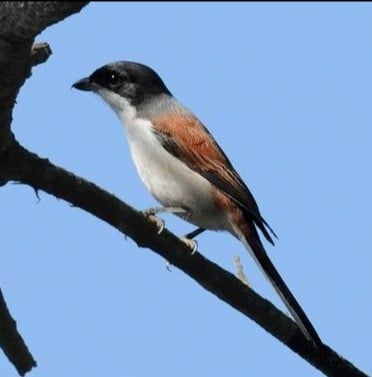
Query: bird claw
xmin=151 ymin=216 xmax=165 ymax=234
xmin=142 ymin=207 xmax=199 ymax=250
xmin=180 ymin=237 xmax=198 ymax=255
xmin=142 ymin=210 xmax=165 ymax=234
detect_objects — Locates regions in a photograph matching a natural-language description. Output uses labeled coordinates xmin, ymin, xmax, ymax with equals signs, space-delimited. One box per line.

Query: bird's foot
xmin=141 ymin=209 xmax=165 ymax=234
xmin=180 ymin=237 xmax=198 ymax=255
xmin=164 ymin=235 xmax=198 ymax=272
xmin=142 ymin=206 xmax=192 ymax=235
xmin=142 ymin=208 xmax=202 ymax=254
xmin=178 ymin=227 xmax=205 ymax=255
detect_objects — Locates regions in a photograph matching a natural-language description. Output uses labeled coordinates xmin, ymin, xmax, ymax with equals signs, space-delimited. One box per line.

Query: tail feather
xmin=240 ymin=224 xmax=322 ymax=347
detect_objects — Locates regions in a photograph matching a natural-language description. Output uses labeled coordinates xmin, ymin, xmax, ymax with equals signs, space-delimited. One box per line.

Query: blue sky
xmin=1 ymin=3 xmax=371 ymax=376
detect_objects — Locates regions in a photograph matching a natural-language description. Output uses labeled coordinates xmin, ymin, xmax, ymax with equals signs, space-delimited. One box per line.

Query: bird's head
xmin=73 ymin=61 xmax=172 ymax=120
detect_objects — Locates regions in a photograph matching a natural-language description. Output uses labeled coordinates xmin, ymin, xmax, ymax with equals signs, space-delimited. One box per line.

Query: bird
xmin=72 ymin=61 xmax=322 ymax=347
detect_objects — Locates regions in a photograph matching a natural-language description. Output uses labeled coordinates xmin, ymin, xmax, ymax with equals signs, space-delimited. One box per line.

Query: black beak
xmin=72 ymin=77 xmax=95 ymax=91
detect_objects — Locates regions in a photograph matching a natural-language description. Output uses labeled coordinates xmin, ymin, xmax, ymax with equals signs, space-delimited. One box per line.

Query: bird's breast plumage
xmin=124 ymin=116 xmax=231 ymax=231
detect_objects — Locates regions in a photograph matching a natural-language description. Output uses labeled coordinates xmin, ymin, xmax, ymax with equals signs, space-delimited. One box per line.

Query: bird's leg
xmin=141 ymin=207 xmax=165 ymax=235
xmin=143 ymin=213 xmax=165 ymax=235
xmin=179 ymin=228 xmax=206 ymax=255
xmin=142 ymin=206 xmax=188 ymax=216
xmin=141 ymin=206 xmax=190 ymax=235
xmin=180 ymin=237 xmax=198 ymax=254
xmin=142 ymin=207 xmax=202 ymax=254
xmin=184 ymin=227 xmax=206 ymax=239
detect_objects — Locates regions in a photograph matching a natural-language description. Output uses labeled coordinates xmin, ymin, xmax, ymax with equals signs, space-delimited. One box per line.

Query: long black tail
xmin=240 ymin=223 xmax=322 ymax=347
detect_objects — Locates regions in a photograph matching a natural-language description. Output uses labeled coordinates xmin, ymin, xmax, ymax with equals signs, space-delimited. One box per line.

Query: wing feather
xmin=152 ymin=112 xmax=277 ymax=244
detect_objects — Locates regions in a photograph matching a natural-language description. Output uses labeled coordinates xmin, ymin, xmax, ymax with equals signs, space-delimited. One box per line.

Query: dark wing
xmin=151 ymin=112 xmax=277 ymax=244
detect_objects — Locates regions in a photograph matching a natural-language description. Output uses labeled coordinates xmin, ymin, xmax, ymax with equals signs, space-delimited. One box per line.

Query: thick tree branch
xmin=0 ymin=2 xmax=88 ymax=40
xmin=0 ymin=288 xmax=36 ymax=376
xmin=0 ymin=2 xmax=89 ymax=374
xmin=0 ymin=140 xmax=367 ymax=377
xmin=0 ymin=1 xmax=88 ymax=151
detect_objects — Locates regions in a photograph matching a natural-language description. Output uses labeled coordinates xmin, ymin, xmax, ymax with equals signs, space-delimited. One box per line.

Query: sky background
xmin=1 ymin=2 xmax=371 ymax=377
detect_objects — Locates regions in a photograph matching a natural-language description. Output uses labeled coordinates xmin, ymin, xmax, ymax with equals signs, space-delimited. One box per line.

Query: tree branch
xmin=0 ymin=2 xmax=88 ymax=40
xmin=0 ymin=2 xmax=89 ymax=374
xmin=0 ymin=139 xmax=367 ymax=377
xmin=0 ymin=1 xmax=88 ymax=151
xmin=0 ymin=288 xmax=36 ymax=376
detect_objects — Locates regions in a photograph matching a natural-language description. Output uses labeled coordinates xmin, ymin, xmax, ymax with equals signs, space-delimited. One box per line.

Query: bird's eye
xmin=106 ymin=72 xmax=121 ymax=87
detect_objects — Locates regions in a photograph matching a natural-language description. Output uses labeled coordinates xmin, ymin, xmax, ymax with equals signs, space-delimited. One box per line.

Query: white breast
xmin=127 ymin=117 xmax=231 ymax=230
xmin=97 ymin=89 xmax=230 ymax=231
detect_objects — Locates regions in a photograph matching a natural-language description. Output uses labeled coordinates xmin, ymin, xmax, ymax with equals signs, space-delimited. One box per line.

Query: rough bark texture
xmin=0 ymin=2 xmax=368 ymax=377
xmin=0 ymin=2 xmax=87 ymax=152
xmin=0 ymin=2 xmax=89 ymax=375
xmin=0 ymin=288 xmax=36 ymax=376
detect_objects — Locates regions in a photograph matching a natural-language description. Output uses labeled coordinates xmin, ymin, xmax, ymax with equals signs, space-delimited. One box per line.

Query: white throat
xmin=98 ymin=89 xmax=137 ymax=125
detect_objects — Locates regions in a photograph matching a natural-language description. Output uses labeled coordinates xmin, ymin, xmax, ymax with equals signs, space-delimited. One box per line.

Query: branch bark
xmin=0 ymin=2 xmax=89 ymax=375
xmin=0 ymin=288 xmax=36 ymax=376
xmin=0 ymin=2 xmax=88 ymax=40
xmin=0 ymin=1 xmax=88 ymax=151
xmin=0 ymin=140 xmax=368 ymax=377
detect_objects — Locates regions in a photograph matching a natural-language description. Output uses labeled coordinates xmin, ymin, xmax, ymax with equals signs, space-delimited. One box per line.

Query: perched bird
xmin=73 ymin=61 xmax=321 ymax=346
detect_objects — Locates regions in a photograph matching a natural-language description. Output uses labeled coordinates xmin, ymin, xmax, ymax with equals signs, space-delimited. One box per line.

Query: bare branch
xmin=0 ymin=287 xmax=36 ymax=376
xmin=0 ymin=139 xmax=367 ymax=377
xmin=0 ymin=1 xmax=89 ymax=152
xmin=0 ymin=2 xmax=89 ymax=374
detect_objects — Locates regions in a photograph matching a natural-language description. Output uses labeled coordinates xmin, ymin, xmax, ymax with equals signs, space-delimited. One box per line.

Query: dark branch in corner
xmin=0 ymin=140 xmax=367 ymax=377
xmin=0 ymin=2 xmax=89 ymax=151
xmin=0 ymin=2 xmax=88 ymax=40
xmin=0 ymin=288 xmax=36 ymax=376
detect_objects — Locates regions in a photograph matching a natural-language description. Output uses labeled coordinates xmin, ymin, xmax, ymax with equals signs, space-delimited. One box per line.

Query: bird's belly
xmin=126 ymin=122 xmax=229 ymax=231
